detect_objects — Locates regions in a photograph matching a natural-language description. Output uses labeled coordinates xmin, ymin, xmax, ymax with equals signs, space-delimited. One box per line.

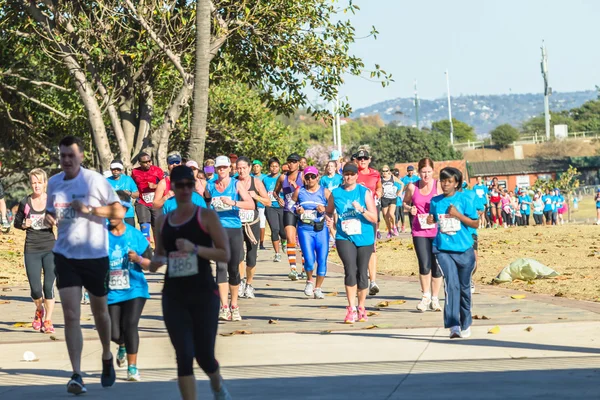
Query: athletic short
xmin=135 ymin=202 xmax=161 ymax=226
xmin=283 ymin=211 xmax=298 ymax=228
xmin=472 ymin=233 xmax=478 ymax=251
xmin=543 ymin=210 xmax=553 ymax=221
xmin=54 ymin=253 xmax=110 ymax=297
xmin=258 ymin=208 xmax=266 ymax=229
xmin=381 ymin=197 xmax=396 ymax=208
xmin=124 ymin=217 xmax=136 ymax=227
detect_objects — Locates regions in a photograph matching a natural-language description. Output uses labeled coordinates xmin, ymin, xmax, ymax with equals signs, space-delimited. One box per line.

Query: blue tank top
xmin=263 ymin=173 xmax=282 ymax=208
xmin=332 ymin=184 xmax=374 ymax=247
xmin=320 ymin=174 xmax=343 ymax=191
xmin=207 ymin=178 xmax=241 ymax=228
xmin=297 ymin=186 xmax=327 ymax=224
xmin=282 ymin=172 xmax=304 ymax=212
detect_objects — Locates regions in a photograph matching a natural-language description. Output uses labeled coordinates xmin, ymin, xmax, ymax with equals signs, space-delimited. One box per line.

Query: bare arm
xmin=403 ymin=183 xmax=416 ymax=212
xmin=375 ymin=180 xmax=383 ymax=199
xmin=361 ymin=190 xmax=378 ymax=223
xmin=149 ymin=214 xmax=167 ymax=272
xmin=152 ymin=179 xmax=171 ymax=209
xmin=72 ymin=200 xmax=125 ymax=219
xmin=252 ymin=178 xmax=271 ymax=207
xmin=172 ymin=209 xmax=230 ymax=263
xmin=224 ymin=181 xmax=255 ymax=210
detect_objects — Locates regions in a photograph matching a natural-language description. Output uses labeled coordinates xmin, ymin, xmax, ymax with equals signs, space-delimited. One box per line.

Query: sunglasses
xmin=139 ymin=160 xmax=151 ymax=164
xmin=168 ymin=160 xmax=181 ymax=166
xmin=288 ymin=160 xmax=299 ymax=164
xmin=381 ymin=169 xmax=389 ymax=173
xmin=357 ymin=157 xmax=369 ymax=161
xmin=304 ymin=174 xmax=317 ymax=180
xmin=174 ymin=181 xmax=195 ymax=189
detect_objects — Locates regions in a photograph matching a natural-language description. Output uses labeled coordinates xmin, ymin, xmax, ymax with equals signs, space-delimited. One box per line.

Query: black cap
xmin=287 ymin=153 xmax=301 ymax=162
xmin=356 ymin=149 xmax=370 ymax=158
xmin=170 ymin=165 xmax=195 ymax=183
xmin=407 ymin=165 xmax=415 ymax=171
xmin=167 ymin=153 xmax=182 ymax=164
xmin=351 ymin=153 xmax=357 ymax=161
xmin=342 ymin=163 xmax=358 ymax=174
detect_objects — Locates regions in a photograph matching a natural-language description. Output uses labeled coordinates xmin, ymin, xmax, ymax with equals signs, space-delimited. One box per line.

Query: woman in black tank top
xmin=150 ymin=166 xmax=232 ymax=400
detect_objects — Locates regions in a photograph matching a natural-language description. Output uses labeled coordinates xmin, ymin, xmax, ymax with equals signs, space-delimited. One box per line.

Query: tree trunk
xmin=120 ymin=87 xmax=137 ymax=154
xmin=188 ymin=0 xmax=212 ymax=165
xmin=133 ymin=83 xmax=153 ymax=162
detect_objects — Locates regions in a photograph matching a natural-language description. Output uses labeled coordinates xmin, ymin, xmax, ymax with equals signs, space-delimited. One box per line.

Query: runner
xmin=500 ymin=190 xmax=512 ymax=228
xmin=204 ymin=159 xmax=217 ymax=183
xmin=326 ymin=163 xmax=377 ymax=323
xmin=152 ymin=153 xmax=182 ymax=210
xmin=299 ymin=157 xmax=308 ymax=172
xmin=427 ymin=167 xmax=478 ymax=339
xmin=107 ymin=191 xmax=152 ymax=382
xmin=132 ymin=152 xmax=165 ymax=242
xmin=595 ymin=188 xmax=600 ymax=225
xmin=186 ymin=160 xmax=206 ymax=196
xmin=251 ymin=160 xmax=268 ymax=250
xmin=518 ymin=189 xmax=532 ymax=226
xmin=380 ymin=165 xmax=402 ymax=238
xmin=400 ymin=165 xmax=421 ymax=233
xmin=149 ymin=165 xmax=232 ymax=400
xmin=206 ymin=156 xmax=255 ymax=321
xmin=488 ymin=178 xmax=502 ymax=228
xmin=330 ymin=150 xmax=343 ymax=174
xmin=14 ymin=168 xmax=56 ymax=334
xmin=403 ymin=158 xmax=443 ymax=312
xmin=274 ymin=153 xmax=305 ymax=280
xmin=320 ymin=161 xmax=343 ymax=191
xmin=473 ymin=177 xmax=489 ymax=229
xmin=542 ymin=188 xmax=554 ymax=225
xmin=106 ymin=159 xmax=139 ymax=227
xmin=392 ymin=169 xmax=404 ymax=233
xmin=229 ymin=154 xmax=238 ymax=177
xmin=355 ymin=149 xmax=382 ymax=295
xmin=263 ymin=158 xmax=286 ymax=262
xmin=236 ymin=157 xmax=270 ymax=299
xmin=554 ymin=188 xmax=565 ymax=225
xmin=0 ymin=172 xmax=11 ymax=231
xmin=292 ymin=166 xmax=332 ymax=299
xmin=532 ymin=193 xmax=544 ymax=226
xmin=44 ymin=136 xmax=123 ymax=394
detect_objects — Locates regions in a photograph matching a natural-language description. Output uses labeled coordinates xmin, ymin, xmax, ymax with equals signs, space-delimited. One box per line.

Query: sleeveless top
xmin=282 ymin=172 xmax=303 ymax=212
xmin=297 ymin=186 xmax=327 ymax=226
xmin=263 ymin=173 xmax=282 ymax=208
xmin=161 ymin=207 xmax=217 ymax=298
xmin=206 ymin=178 xmax=241 ymax=229
xmin=381 ymin=177 xmax=397 ymax=199
xmin=412 ymin=179 xmax=438 ymax=238
xmin=333 ymin=184 xmax=374 ymax=247
xmin=236 ymin=176 xmax=258 ymax=224
xmin=17 ymin=195 xmax=55 ymax=253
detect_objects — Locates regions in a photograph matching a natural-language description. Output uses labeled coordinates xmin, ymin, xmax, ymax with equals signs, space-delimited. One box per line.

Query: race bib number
xmin=383 ymin=185 xmax=396 ymax=198
xmin=30 ymin=214 xmax=47 ymax=230
xmin=212 ymin=197 xmax=232 ymax=212
xmin=475 ymin=189 xmax=484 ymax=198
xmin=239 ymin=209 xmax=254 ymax=223
xmin=341 ymin=218 xmax=362 ymax=235
xmin=168 ymin=251 xmax=199 ymax=278
xmin=301 ymin=210 xmax=318 ymax=223
xmin=55 ymin=204 xmax=76 ymax=224
xmin=268 ymin=191 xmax=277 ymax=202
xmin=438 ymin=214 xmax=461 ymax=235
xmin=109 ymin=269 xmax=130 ymax=290
xmin=417 ymin=214 xmax=436 ymax=230
xmin=142 ymin=192 xmax=155 ymax=203
xmin=545 ymin=198 xmax=551 ymax=204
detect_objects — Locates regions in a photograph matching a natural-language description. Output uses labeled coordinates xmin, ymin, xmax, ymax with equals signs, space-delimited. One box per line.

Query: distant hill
xmin=351 ymin=90 xmax=597 ymax=136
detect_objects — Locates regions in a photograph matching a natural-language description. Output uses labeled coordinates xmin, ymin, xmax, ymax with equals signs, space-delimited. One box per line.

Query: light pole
xmin=445 ymin=69 xmax=454 ymax=145
xmin=414 ymin=79 xmax=420 ymax=129
xmin=541 ymin=42 xmax=551 ymax=141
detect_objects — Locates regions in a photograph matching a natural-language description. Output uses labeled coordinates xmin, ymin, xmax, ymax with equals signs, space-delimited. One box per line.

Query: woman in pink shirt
xmin=403 ymin=158 xmax=443 ymax=312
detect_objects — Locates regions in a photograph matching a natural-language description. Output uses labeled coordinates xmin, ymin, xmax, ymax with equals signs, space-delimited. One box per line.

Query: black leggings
xmin=533 ymin=213 xmax=543 ymax=225
xmin=395 ymin=203 xmax=404 ymax=224
xmin=217 ymin=228 xmax=243 ymax=285
xmin=24 ymin=251 xmax=56 ymax=300
xmin=413 ymin=236 xmax=442 ymax=278
xmin=163 ymin=292 xmax=220 ymax=377
xmin=108 ymin=297 xmax=146 ymax=354
xmin=265 ymin=207 xmax=286 ymax=243
xmin=336 ymin=240 xmax=373 ymax=290
xmin=522 ymin=214 xmax=530 ymax=226
xmin=242 ymin=221 xmax=260 ymax=268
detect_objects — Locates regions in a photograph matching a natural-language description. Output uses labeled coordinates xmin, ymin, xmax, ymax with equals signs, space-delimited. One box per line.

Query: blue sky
xmin=333 ymin=0 xmax=600 ymax=109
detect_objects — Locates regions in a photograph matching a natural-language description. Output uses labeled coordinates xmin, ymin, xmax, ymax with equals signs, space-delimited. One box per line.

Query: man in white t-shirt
xmin=45 ymin=136 xmax=124 ymax=395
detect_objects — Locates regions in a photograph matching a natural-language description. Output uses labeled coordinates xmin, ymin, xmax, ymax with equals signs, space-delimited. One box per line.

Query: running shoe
xmin=116 ymin=345 xmax=127 ymax=368
xmin=273 ymin=253 xmax=282 ymax=262
xmin=401 ymin=226 xmax=406 ymax=233
xmin=460 ymin=327 xmax=472 ymax=338
xmin=219 ymin=306 xmax=231 ymax=321
xmin=298 ymin=270 xmax=306 ymax=280
xmin=344 ymin=306 xmax=357 ymax=324
xmin=386 ymin=232 xmax=392 ymax=239
xmin=416 ymin=296 xmax=431 ymax=312
xmin=244 ymin=284 xmax=255 ymax=299
xmin=314 ymin=288 xmax=325 ymax=299
xmin=282 ymin=240 xmax=287 ymax=248
xmin=376 ymin=231 xmax=382 ymax=240
xmin=304 ymin=280 xmax=314 ymax=297
xmin=288 ymin=267 xmax=298 ymax=281
xmin=449 ymin=326 xmax=461 ymax=339
xmin=259 ymin=243 xmax=267 ymax=250
xmin=1 ymin=219 xmax=10 ymax=233
xmin=67 ymin=373 xmax=87 ymax=395
xmin=470 ymin=281 xmax=476 ymax=294
xmin=368 ymin=281 xmax=380 ymax=296
xmin=230 ymin=306 xmax=242 ymax=321
xmin=357 ymin=306 xmax=368 ymax=322
xmin=430 ymin=297 xmax=442 ymax=312
xmin=238 ymin=279 xmax=246 ymax=298
xmin=127 ymin=365 xmax=141 ymax=382
xmin=101 ymin=356 xmax=116 ymax=388
xmin=32 ymin=306 xmax=45 ymax=331
xmin=393 ymin=227 xmax=399 ymax=236
xmin=41 ymin=320 xmax=55 ymax=334
xmin=213 ymin=381 xmax=233 ymax=400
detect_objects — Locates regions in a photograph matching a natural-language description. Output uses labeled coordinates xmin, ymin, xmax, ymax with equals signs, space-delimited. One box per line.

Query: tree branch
xmin=2 ymin=83 xmax=69 ymax=118
xmin=0 ymin=70 xmax=70 ymax=91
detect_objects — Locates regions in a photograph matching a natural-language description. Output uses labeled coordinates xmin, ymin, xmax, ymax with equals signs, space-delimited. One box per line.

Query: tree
xmin=532 ymin=165 xmax=579 ymax=222
xmin=491 ymin=124 xmax=520 ymax=149
xmin=431 ymin=118 xmax=477 ymax=143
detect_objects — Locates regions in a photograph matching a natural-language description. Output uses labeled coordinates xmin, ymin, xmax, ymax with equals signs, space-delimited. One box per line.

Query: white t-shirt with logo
xmin=46 ymin=168 xmax=120 ymax=259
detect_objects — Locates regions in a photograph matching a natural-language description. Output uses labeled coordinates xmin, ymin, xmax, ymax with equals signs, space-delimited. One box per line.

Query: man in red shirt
xmin=131 ymin=152 xmax=164 ymax=242
xmin=355 ymin=149 xmax=383 ymax=296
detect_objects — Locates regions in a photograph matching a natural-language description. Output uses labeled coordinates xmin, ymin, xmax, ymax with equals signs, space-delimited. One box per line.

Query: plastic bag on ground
xmin=493 ymin=258 xmax=560 ymax=283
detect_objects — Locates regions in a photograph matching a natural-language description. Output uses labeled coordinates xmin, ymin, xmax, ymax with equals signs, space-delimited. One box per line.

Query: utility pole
xmin=335 ymin=94 xmax=342 ymax=154
xmin=541 ymin=41 xmax=551 ymax=140
xmin=445 ymin=70 xmax=454 ymax=145
xmin=414 ymin=79 xmax=420 ymax=129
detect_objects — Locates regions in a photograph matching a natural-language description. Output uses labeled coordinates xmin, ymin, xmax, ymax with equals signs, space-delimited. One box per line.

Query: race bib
xmin=239 ymin=209 xmax=254 ymax=223
xmin=301 ymin=210 xmax=318 ymax=223
xmin=417 ymin=214 xmax=436 ymax=230
xmin=30 ymin=214 xmax=47 ymax=230
xmin=212 ymin=197 xmax=232 ymax=212
xmin=491 ymin=190 xmax=498 ymax=196
xmin=383 ymin=185 xmax=396 ymax=198
xmin=545 ymin=199 xmax=551 ymax=204
xmin=521 ymin=204 xmax=527 ymax=211
xmin=268 ymin=191 xmax=277 ymax=202
xmin=341 ymin=218 xmax=362 ymax=235
xmin=109 ymin=269 xmax=130 ymax=290
xmin=168 ymin=251 xmax=199 ymax=278
xmin=438 ymin=214 xmax=461 ymax=235
xmin=142 ymin=192 xmax=155 ymax=203
xmin=475 ymin=189 xmax=484 ymax=198
xmin=55 ymin=204 xmax=76 ymax=224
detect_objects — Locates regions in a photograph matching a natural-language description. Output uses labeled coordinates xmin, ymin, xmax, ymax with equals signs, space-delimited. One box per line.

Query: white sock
xmin=423 ymin=292 xmax=431 ymax=299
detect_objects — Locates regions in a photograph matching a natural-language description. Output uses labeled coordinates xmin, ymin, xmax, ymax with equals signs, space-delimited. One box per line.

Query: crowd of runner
xmin=3 ymin=135 xmax=600 ymax=398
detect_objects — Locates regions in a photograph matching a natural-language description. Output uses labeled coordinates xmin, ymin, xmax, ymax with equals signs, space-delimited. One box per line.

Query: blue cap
xmin=330 ymin=150 xmax=341 ymax=160
xmin=462 ymin=181 xmax=468 ymax=189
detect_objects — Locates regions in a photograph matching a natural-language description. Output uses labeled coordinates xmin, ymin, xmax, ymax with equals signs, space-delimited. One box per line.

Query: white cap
xmin=215 ymin=156 xmax=231 ymax=168
xmin=186 ymin=160 xmax=199 ymax=169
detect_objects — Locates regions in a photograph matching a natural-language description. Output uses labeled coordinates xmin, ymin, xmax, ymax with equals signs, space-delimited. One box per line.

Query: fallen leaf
xmin=511 ymin=309 xmax=521 ymax=313
xmin=554 ymin=292 xmax=564 ymax=297
xmin=558 ymin=317 xmax=567 ymax=320
xmin=269 ymin=304 xmax=280 ymax=306
xmin=388 ymin=300 xmax=406 ymax=305
xmin=220 ymin=330 xmax=252 ymax=337
xmin=325 ymin=291 xmax=338 ymax=297
xmin=511 ymin=295 xmax=526 ymax=300
xmin=265 ymin=283 xmax=271 ymax=286
xmin=473 ymin=315 xmax=489 ymax=320
xmin=0 ymin=300 xmax=10 ymax=304
xmin=525 ymin=326 xmax=533 ymax=332
xmin=367 ymin=311 xmax=379 ymax=317
xmin=2 ymin=288 xmax=12 ymax=292
xmin=363 ymin=325 xmax=377 ymax=330
xmin=375 ymin=301 xmax=389 ymax=307
xmin=488 ymin=326 xmax=500 ymax=334
xmin=268 ymin=319 xmax=278 ymax=324
xmin=49 ymin=336 xmax=58 ymax=341
xmin=80 ymin=317 xmax=91 ymax=321
xmin=13 ymin=322 xmax=32 ymax=328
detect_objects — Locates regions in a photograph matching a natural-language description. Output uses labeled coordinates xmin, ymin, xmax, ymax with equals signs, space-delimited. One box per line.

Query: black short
xmin=543 ymin=210 xmax=553 ymax=222
xmin=472 ymin=233 xmax=478 ymax=251
xmin=124 ymin=217 xmax=136 ymax=227
xmin=283 ymin=211 xmax=298 ymax=228
xmin=380 ymin=198 xmax=396 ymax=208
xmin=54 ymin=253 xmax=110 ymax=297
xmin=135 ymin=203 xmax=161 ymax=226
xmin=0 ymin=181 xmax=4 ymax=199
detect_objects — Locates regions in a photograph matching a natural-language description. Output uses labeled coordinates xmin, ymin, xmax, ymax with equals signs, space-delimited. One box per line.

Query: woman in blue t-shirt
xmin=427 ymin=167 xmax=478 ymax=339
xmin=595 ymin=188 xmax=600 ymax=225
xmin=107 ymin=191 xmax=153 ymax=381
xmin=325 ymin=163 xmax=378 ymax=324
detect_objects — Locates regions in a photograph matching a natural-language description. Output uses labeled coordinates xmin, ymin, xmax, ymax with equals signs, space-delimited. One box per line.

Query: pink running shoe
xmin=401 ymin=226 xmax=406 ymax=233
xmin=393 ymin=227 xmax=399 ymax=236
xmin=357 ymin=307 xmax=368 ymax=322
xmin=42 ymin=320 xmax=55 ymax=334
xmin=32 ymin=307 xmax=45 ymax=331
xmin=344 ymin=306 xmax=357 ymax=324
xmin=386 ymin=232 xmax=392 ymax=239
